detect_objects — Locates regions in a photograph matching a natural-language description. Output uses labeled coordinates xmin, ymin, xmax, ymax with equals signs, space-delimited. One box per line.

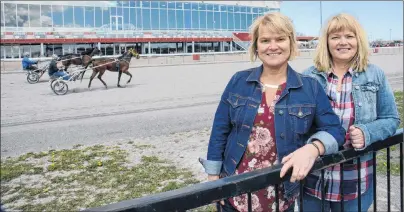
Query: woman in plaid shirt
xmin=301 ymin=13 xmax=400 ymax=211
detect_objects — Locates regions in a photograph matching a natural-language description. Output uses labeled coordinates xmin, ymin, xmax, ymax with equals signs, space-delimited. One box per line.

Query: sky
xmin=280 ymin=1 xmax=403 ymax=41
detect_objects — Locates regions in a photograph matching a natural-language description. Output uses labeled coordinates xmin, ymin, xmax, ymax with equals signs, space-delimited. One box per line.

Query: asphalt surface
xmin=1 ymin=54 xmax=403 ymax=211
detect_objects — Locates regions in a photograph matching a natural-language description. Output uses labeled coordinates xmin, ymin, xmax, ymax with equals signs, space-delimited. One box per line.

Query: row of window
xmin=1 ymin=3 xmax=278 ymax=31
xmin=0 ymin=42 xmax=244 ymax=59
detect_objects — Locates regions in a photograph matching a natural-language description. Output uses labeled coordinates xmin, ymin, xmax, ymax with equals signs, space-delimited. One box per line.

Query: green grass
xmin=394 ymin=91 xmax=403 ymax=128
xmin=0 ymin=144 xmax=199 ymax=212
xmin=375 ymin=91 xmax=403 ymax=176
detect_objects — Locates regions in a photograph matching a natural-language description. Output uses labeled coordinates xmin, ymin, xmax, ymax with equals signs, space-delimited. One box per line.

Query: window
xmin=192 ymin=10 xmax=199 ymax=30
xmin=183 ymin=2 xmax=191 ymax=10
xmin=168 ymin=9 xmax=176 ymax=30
xmin=111 ymin=7 xmax=117 ymax=16
xmin=31 ymin=45 xmax=41 ymax=58
xmin=184 ymin=10 xmax=191 ymax=30
xmin=160 ymin=1 xmax=167 ymax=9
xmin=159 ymin=9 xmax=167 ymax=30
xmin=151 ymin=9 xmax=158 ymax=29
xmin=136 ymin=8 xmax=142 ymax=29
xmin=200 ymin=10 xmax=206 ymax=30
xmin=176 ymin=10 xmax=183 ymax=30
xmin=207 ymin=11 xmax=213 ymax=30
xmin=129 ymin=7 xmax=136 ymax=28
xmin=191 ymin=2 xmax=198 ymax=10
xmin=74 ymin=6 xmax=84 ymax=27
xmin=30 ymin=4 xmax=41 ymax=27
xmin=220 ymin=12 xmax=227 ymax=30
xmin=64 ymin=6 xmax=74 ymax=27
xmin=176 ymin=2 xmax=183 ymax=9
xmin=53 ymin=5 xmax=64 ymax=27
xmin=85 ymin=7 xmax=94 ymax=28
xmin=247 ymin=14 xmax=252 ymax=29
xmin=95 ymin=7 xmax=102 ymax=27
xmin=0 ymin=46 xmax=3 ymax=59
xmin=102 ymin=7 xmax=110 ymax=26
xmin=228 ymin=12 xmax=234 ymax=30
xmin=17 ymin=4 xmax=29 ymax=27
xmin=4 ymin=3 xmax=16 ymax=27
xmin=150 ymin=1 xmax=159 ymax=9
xmin=123 ymin=8 xmax=130 ymax=29
xmin=241 ymin=13 xmax=246 ymax=31
xmin=214 ymin=12 xmax=220 ymax=30
xmin=234 ymin=13 xmax=241 ymax=30
xmin=142 ymin=1 xmax=150 ymax=8
xmin=142 ymin=8 xmax=150 ymax=30
xmin=41 ymin=5 xmax=52 ymax=27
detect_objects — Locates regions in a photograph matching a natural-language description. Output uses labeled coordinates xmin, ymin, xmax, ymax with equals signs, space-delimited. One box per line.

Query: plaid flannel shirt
xmin=304 ymin=69 xmax=374 ymax=201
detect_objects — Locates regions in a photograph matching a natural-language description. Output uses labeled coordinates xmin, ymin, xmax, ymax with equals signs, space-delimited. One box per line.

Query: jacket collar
xmin=247 ymin=64 xmax=303 ymax=90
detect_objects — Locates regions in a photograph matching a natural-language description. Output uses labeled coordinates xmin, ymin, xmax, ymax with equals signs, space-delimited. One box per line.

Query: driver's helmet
xmin=52 ymin=54 xmax=59 ymax=60
xmin=23 ymin=52 xmax=30 ymax=57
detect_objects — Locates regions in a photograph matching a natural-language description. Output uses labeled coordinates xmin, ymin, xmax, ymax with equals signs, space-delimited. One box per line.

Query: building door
xmin=110 ymin=16 xmax=123 ymax=31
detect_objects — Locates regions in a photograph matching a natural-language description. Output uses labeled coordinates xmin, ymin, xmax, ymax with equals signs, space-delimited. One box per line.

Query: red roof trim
xmin=0 ymin=37 xmax=233 ymax=44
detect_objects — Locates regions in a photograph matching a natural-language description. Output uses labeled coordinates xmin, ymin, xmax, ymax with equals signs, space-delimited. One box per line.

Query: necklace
xmin=262 ymin=83 xmax=279 ymax=88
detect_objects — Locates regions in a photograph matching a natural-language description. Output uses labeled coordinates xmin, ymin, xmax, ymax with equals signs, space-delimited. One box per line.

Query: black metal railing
xmin=85 ymin=129 xmax=403 ymax=212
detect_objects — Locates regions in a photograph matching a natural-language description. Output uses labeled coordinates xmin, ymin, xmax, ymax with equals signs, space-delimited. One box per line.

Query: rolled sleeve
xmin=306 ymin=131 xmax=338 ymax=155
xmin=198 ymin=158 xmax=222 ymax=175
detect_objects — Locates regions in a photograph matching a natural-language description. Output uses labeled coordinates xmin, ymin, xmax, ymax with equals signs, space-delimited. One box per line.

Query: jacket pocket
xmin=288 ymin=106 xmax=314 ymax=134
xmin=360 ymin=83 xmax=379 ymax=104
xmin=226 ymin=93 xmax=248 ymax=125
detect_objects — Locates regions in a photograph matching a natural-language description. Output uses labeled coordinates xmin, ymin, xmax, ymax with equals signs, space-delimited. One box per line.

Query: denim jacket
xmin=302 ymin=64 xmax=400 ymax=163
xmin=200 ymin=64 xmax=346 ymax=198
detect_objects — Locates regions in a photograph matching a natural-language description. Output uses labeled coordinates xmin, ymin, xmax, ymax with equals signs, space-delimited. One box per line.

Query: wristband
xmin=311 ymin=142 xmax=321 ymax=156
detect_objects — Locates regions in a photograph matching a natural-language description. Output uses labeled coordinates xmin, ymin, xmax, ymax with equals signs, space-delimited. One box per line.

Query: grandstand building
xmin=0 ymin=1 xmax=282 ymax=59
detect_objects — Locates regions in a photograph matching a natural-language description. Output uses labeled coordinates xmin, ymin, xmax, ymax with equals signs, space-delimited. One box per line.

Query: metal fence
xmin=1 ymin=47 xmax=403 ymax=73
xmin=84 ymin=129 xmax=403 ymax=212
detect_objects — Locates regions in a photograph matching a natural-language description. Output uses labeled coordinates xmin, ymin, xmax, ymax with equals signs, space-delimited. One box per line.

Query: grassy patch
xmin=374 ymin=91 xmax=404 ymax=176
xmin=133 ymin=144 xmax=155 ymax=149
xmin=394 ymin=91 xmax=403 ymax=128
xmin=1 ymin=144 xmax=199 ymax=211
xmin=376 ymin=145 xmax=401 ymax=176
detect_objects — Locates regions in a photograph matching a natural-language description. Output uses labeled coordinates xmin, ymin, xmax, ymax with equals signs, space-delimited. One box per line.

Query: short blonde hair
xmin=248 ymin=12 xmax=298 ymax=62
xmin=314 ymin=13 xmax=369 ymax=72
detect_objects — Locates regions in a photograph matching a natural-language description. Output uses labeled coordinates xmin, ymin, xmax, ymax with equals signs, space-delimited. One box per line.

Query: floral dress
xmin=228 ymin=83 xmax=296 ymax=212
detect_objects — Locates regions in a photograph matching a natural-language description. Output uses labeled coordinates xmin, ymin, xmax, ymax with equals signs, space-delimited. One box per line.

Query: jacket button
xmin=280 ymin=133 xmax=285 ymax=139
xmin=279 ymin=110 xmax=284 ymax=115
xmin=355 ymin=85 xmax=360 ymax=90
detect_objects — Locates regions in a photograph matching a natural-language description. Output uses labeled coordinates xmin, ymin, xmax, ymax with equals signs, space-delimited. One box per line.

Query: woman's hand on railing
xmin=208 ymin=175 xmax=225 ymax=205
xmin=349 ymin=126 xmax=365 ymax=149
xmin=279 ymin=143 xmax=321 ymax=183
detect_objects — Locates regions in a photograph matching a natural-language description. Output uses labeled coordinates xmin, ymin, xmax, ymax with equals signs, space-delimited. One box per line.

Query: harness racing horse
xmin=58 ymin=47 xmax=101 ymax=72
xmin=87 ymin=48 xmax=140 ymax=89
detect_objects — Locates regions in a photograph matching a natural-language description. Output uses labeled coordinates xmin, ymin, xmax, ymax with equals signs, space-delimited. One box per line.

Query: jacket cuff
xmin=352 ymin=124 xmax=370 ymax=151
xmin=306 ymin=131 xmax=338 ymax=155
xmin=198 ymin=158 xmax=222 ymax=175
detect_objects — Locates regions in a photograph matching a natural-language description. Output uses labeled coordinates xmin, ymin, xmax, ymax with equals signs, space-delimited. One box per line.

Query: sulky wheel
xmin=27 ymin=72 xmax=40 ymax=84
xmin=51 ymin=80 xmax=69 ymax=95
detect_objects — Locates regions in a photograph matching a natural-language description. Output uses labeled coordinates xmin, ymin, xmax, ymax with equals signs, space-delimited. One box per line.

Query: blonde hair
xmin=314 ymin=13 xmax=369 ymax=72
xmin=248 ymin=12 xmax=298 ymax=62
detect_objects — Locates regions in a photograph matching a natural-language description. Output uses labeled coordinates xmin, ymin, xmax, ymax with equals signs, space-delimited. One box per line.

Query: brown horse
xmin=58 ymin=47 xmax=101 ymax=72
xmin=87 ymin=49 xmax=140 ymax=89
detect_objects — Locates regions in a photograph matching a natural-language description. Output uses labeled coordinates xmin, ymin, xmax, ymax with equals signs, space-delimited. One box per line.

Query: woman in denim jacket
xmin=301 ymin=13 xmax=400 ymax=212
xmin=199 ymin=12 xmax=346 ymax=212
